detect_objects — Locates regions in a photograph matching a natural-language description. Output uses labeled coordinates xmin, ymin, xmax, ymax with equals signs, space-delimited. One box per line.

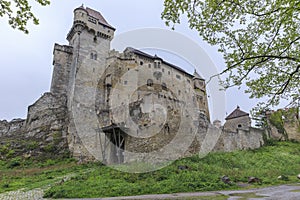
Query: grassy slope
xmin=1 ymin=141 xmax=300 ymax=198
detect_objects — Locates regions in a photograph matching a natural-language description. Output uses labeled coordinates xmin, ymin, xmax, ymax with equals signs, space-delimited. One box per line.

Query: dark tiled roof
xmin=125 ymin=47 xmax=195 ymax=78
xmin=82 ymin=6 xmax=115 ymax=30
xmin=225 ymin=106 xmax=249 ymax=120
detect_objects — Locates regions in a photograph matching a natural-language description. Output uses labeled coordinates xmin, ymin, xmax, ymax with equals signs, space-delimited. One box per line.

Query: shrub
xmin=27 ymin=141 xmax=39 ymax=150
xmin=7 ymin=157 xmax=22 ymax=168
xmin=43 ymin=144 xmax=56 ymax=153
xmin=6 ymin=149 xmax=15 ymax=159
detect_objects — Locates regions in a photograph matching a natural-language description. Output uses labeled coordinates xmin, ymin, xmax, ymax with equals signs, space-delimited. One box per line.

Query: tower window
xmin=157 ymin=62 xmax=161 ymax=68
xmin=140 ymin=61 xmax=143 ymax=65
xmin=90 ymin=52 xmax=97 ymax=60
xmin=162 ymin=82 xmax=167 ymax=90
xmin=147 ymin=79 xmax=153 ymax=87
xmin=176 ymin=74 xmax=181 ymax=80
xmin=148 ymin=64 xmax=151 ymax=68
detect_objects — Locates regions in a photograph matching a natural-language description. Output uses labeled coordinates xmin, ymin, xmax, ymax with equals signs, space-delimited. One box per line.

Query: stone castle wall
xmin=0 ymin=6 xmax=269 ymax=163
xmin=214 ymin=127 xmax=265 ymax=152
xmin=0 ymin=93 xmax=69 ymax=160
xmin=0 ymin=119 xmax=25 ymax=138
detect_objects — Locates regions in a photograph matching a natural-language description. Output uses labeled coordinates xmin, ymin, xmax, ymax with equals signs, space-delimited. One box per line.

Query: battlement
xmin=53 ymin=43 xmax=73 ymax=55
xmin=51 ymin=43 xmax=73 ymax=95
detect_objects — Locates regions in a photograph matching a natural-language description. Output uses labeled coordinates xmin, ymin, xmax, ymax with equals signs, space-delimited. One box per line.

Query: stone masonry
xmin=0 ymin=6 xmax=268 ymax=164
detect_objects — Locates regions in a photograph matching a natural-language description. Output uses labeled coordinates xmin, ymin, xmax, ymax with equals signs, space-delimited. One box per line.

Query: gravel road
xmin=0 ymin=184 xmax=300 ymax=200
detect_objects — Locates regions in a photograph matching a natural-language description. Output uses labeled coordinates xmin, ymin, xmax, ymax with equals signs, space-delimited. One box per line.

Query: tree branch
xmin=276 ymin=65 xmax=300 ymax=95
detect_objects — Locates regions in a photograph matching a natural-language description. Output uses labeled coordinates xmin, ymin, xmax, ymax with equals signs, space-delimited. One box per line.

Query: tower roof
xmin=86 ymin=7 xmax=115 ymax=29
xmin=75 ymin=6 xmax=115 ymax=30
xmin=225 ymin=106 xmax=249 ymax=120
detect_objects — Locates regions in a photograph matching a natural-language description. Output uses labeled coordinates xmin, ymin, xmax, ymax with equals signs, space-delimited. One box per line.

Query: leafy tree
xmin=162 ymin=0 xmax=300 ymax=110
xmin=0 ymin=0 xmax=50 ymax=34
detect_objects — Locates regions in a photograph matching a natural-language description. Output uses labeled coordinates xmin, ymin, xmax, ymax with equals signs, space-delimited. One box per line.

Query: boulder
xmin=221 ymin=175 xmax=231 ymax=184
xmin=248 ymin=176 xmax=262 ymax=184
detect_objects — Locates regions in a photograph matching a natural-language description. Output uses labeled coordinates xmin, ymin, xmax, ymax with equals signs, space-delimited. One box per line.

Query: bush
xmin=27 ymin=141 xmax=39 ymax=150
xmin=6 ymin=149 xmax=15 ymax=159
xmin=269 ymin=110 xmax=285 ymax=133
xmin=7 ymin=157 xmax=22 ymax=168
xmin=43 ymin=144 xmax=56 ymax=153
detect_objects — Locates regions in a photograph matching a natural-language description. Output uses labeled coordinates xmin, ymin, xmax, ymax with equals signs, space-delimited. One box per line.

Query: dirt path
xmin=1 ymin=184 xmax=300 ymax=200
xmin=68 ymin=184 xmax=300 ymax=200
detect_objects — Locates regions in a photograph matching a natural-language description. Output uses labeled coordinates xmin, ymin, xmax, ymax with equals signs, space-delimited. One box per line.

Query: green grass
xmin=1 ymin=141 xmax=300 ymax=199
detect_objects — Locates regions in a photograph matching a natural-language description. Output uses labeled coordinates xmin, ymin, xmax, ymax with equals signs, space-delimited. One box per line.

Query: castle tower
xmin=49 ymin=6 xmax=116 ymax=160
xmin=50 ymin=5 xmax=115 ymax=98
xmin=50 ymin=44 xmax=73 ymax=95
xmin=224 ymin=106 xmax=251 ymax=132
xmin=192 ymin=70 xmax=210 ymax=122
xmin=66 ymin=5 xmax=115 ymax=101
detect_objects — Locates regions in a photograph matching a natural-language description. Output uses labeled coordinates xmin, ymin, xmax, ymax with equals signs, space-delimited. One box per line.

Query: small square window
xmin=124 ymin=80 xmax=128 ymax=85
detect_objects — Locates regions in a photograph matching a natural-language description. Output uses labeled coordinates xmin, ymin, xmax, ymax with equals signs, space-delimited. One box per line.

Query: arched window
xmin=162 ymin=82 xmax=167 ymax=90
xmin=147 ymin=79 xmax=153 ymax=87
xmin=91 ymin=51 xmax=97 ymax=60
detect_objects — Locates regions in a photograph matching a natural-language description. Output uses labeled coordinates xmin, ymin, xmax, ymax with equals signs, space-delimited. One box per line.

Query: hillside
xmin=0 ymin=141 xmax=299 ymax=198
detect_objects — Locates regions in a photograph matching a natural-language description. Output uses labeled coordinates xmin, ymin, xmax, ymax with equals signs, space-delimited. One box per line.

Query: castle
xmin=0 ymin=6 xmax=267 ymax=165
xmin=50 ymin=5 xmax=213 ymax=164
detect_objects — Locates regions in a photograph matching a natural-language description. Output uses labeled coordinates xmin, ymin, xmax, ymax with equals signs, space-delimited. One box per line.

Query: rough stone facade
xmin=0 ymin=6 xmax=269 ymax=163
xmin=224 ymin=106 xmax=251 ymax=132
xmin=0 ymin=93 xmax=69 ymax=160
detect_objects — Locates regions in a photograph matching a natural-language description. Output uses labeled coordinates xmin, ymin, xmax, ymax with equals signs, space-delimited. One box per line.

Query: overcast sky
xmin=0 ymin=0 xmax=258 ymax=121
